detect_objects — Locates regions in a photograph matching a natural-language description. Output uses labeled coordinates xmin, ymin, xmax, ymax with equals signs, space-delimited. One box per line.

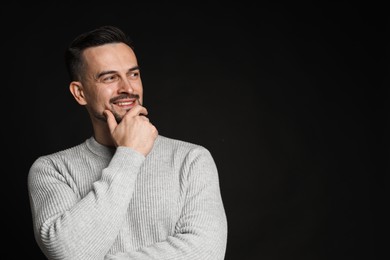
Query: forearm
xmin=106 ymin=147 xmax=228 ymax=260
xmin=106 ymin=236 xmax=226 ymax=260
xmin=105 ymin=213 xmax=227 ymax=260
xmin=28 ymin=147 xmax=145 ymax=260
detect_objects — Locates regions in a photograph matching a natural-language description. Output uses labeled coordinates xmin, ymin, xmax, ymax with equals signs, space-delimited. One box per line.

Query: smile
xmin=116 ymin=101 xmax=134 ymax=106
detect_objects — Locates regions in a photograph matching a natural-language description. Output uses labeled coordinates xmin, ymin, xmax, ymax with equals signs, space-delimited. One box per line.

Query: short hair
xmin=64 ymin=25 xmax=134 ymax=81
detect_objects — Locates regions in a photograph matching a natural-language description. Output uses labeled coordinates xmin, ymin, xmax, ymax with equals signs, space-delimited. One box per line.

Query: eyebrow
xmin=96 ymin=66 xmax=140 ymax=79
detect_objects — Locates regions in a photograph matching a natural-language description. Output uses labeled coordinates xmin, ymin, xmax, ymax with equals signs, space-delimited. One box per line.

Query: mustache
xmin=110 ymin=93 xmax=140 ymax=103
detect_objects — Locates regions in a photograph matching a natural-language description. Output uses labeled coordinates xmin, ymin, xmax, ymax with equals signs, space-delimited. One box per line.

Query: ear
xmin=69 ymin=81 xmax=87 ymax=105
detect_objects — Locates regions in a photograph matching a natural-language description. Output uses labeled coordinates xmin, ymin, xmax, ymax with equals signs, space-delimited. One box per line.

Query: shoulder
xmin=154 ymin=136 xmax=219 ymax=181
xmin=155 ymin=135 xmax=210 ymax=154
xmin=29 ymin=140 xmax=89 ymax=172
xmin=153 ymin=135 xmax=215 ymax=164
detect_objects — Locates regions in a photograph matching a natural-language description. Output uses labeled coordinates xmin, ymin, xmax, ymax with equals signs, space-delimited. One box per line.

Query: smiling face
xmin=69 ymin=42 xmax=143 ymax=125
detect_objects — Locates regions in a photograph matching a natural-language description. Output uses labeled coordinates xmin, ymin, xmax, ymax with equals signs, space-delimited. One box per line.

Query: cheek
xmin=90 ymin=87 xmax=115 ymax=107
xmin=99 ymin=87 xmax=115 ymax=98
xmin=135 ymin=84 xmax=143 ymax=98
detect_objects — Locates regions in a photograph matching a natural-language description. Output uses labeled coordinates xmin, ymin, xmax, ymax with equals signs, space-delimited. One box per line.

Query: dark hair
xmin=64 ymin=25 xmax=134 ymax=81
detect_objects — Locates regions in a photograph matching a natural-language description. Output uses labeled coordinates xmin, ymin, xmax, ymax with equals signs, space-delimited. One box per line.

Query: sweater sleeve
xmin=28 ymin=147 xmax=145 ymax=260
xmin=105 ymin=147 xmax=228 ymax=260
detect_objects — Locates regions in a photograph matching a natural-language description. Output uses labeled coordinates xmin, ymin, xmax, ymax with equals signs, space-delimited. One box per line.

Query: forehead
xmin=82 ymin=42 xmax=138 ymax=71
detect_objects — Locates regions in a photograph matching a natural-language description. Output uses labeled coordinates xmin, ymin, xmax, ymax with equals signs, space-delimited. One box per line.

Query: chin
xmin=113 ymin=112 xmax=124 ymax=123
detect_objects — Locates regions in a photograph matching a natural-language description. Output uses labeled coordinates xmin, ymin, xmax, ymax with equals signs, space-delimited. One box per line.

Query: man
xmin=27 ymin=25 xmax=228 ymax=260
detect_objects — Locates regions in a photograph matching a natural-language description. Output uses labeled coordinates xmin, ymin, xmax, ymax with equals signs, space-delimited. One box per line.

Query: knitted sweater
xmin=28 ymin=135 xmax=227 ymax=260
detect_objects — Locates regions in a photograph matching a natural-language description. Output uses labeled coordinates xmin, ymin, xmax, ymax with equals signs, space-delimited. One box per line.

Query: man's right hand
xmin=104 ymin=105 xmax=158 ymax=156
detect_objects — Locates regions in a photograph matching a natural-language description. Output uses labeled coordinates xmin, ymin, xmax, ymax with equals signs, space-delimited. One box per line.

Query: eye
xmin=102 ymin=74 xmax=119 ymax=83
xmin=129 ymin=71 xmax=140 ymax=79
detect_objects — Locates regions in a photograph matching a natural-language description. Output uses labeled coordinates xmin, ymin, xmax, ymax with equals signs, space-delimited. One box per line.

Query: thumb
xmin=104 ymin=110 xmax=117 ymax=133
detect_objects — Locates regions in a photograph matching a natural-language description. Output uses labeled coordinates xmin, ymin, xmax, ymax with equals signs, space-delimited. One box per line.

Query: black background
xmin=2 ymin=1 xmax=388 ymax=259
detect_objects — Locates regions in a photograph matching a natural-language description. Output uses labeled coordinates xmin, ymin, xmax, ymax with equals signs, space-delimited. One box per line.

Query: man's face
xmin=80 ymin=42 xmax=143 ymax=123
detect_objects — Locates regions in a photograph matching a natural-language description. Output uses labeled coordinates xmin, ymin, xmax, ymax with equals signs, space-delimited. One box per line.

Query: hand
xmin=104 ymin=105 xmax=158 ymax=156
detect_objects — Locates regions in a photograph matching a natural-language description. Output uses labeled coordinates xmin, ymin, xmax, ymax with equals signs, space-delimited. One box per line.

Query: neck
xmin=91 ymin=120 xmax=116 ymax=148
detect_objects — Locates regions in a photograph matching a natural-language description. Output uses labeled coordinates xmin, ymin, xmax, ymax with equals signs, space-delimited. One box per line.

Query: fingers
xmin=104 ymin=105 xmax=150 ymax=133
xmin=104 ymin=105 xmax=157 ymax=154
xmin=104 ymin=110 xmax=117 ymax=133
xmin=127 ymin=105 xmax=148 ymax=117
xmin=122 ymin=105 xmax=151 ymax=124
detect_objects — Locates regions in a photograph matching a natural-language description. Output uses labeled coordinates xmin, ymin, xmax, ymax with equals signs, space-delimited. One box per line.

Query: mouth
xmin=113 ymin=98 xmax=138 ymax=110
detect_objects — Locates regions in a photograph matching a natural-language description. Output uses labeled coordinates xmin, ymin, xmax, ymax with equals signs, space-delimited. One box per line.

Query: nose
xmin=118 ymin=77 xmax=134 ymax=94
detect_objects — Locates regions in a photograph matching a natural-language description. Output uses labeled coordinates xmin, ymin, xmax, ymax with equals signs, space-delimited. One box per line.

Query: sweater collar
xmin=85 ymin=136 xmax=116 ymax=158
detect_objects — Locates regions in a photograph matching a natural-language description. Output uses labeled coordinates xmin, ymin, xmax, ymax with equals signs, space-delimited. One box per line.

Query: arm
xmin=28 ymin=147 xmax=145 ymax=260
xmin=28 ymin=105 xmax=157 ymax=260
xmin=105 ymin=147 xmax=228 ymax=260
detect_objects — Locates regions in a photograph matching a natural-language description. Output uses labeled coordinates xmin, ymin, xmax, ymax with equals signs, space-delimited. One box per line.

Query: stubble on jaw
xmin=94 ymin=110 xmax=123 ymax=123
xmin=94 ymin=94 xmax=142 ymax=124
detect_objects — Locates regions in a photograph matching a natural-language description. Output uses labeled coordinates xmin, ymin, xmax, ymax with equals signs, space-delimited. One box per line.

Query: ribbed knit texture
xmin=28 ymin=135 xmax=227 ymax=260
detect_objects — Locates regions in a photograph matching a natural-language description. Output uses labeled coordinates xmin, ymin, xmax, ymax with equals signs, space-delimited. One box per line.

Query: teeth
xmin=117 ymin=101 xmax=133 ymax=106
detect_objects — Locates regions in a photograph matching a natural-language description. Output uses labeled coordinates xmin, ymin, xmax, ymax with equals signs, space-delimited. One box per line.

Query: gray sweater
xmin=28 ymin=135 xmax=227 ymax=260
